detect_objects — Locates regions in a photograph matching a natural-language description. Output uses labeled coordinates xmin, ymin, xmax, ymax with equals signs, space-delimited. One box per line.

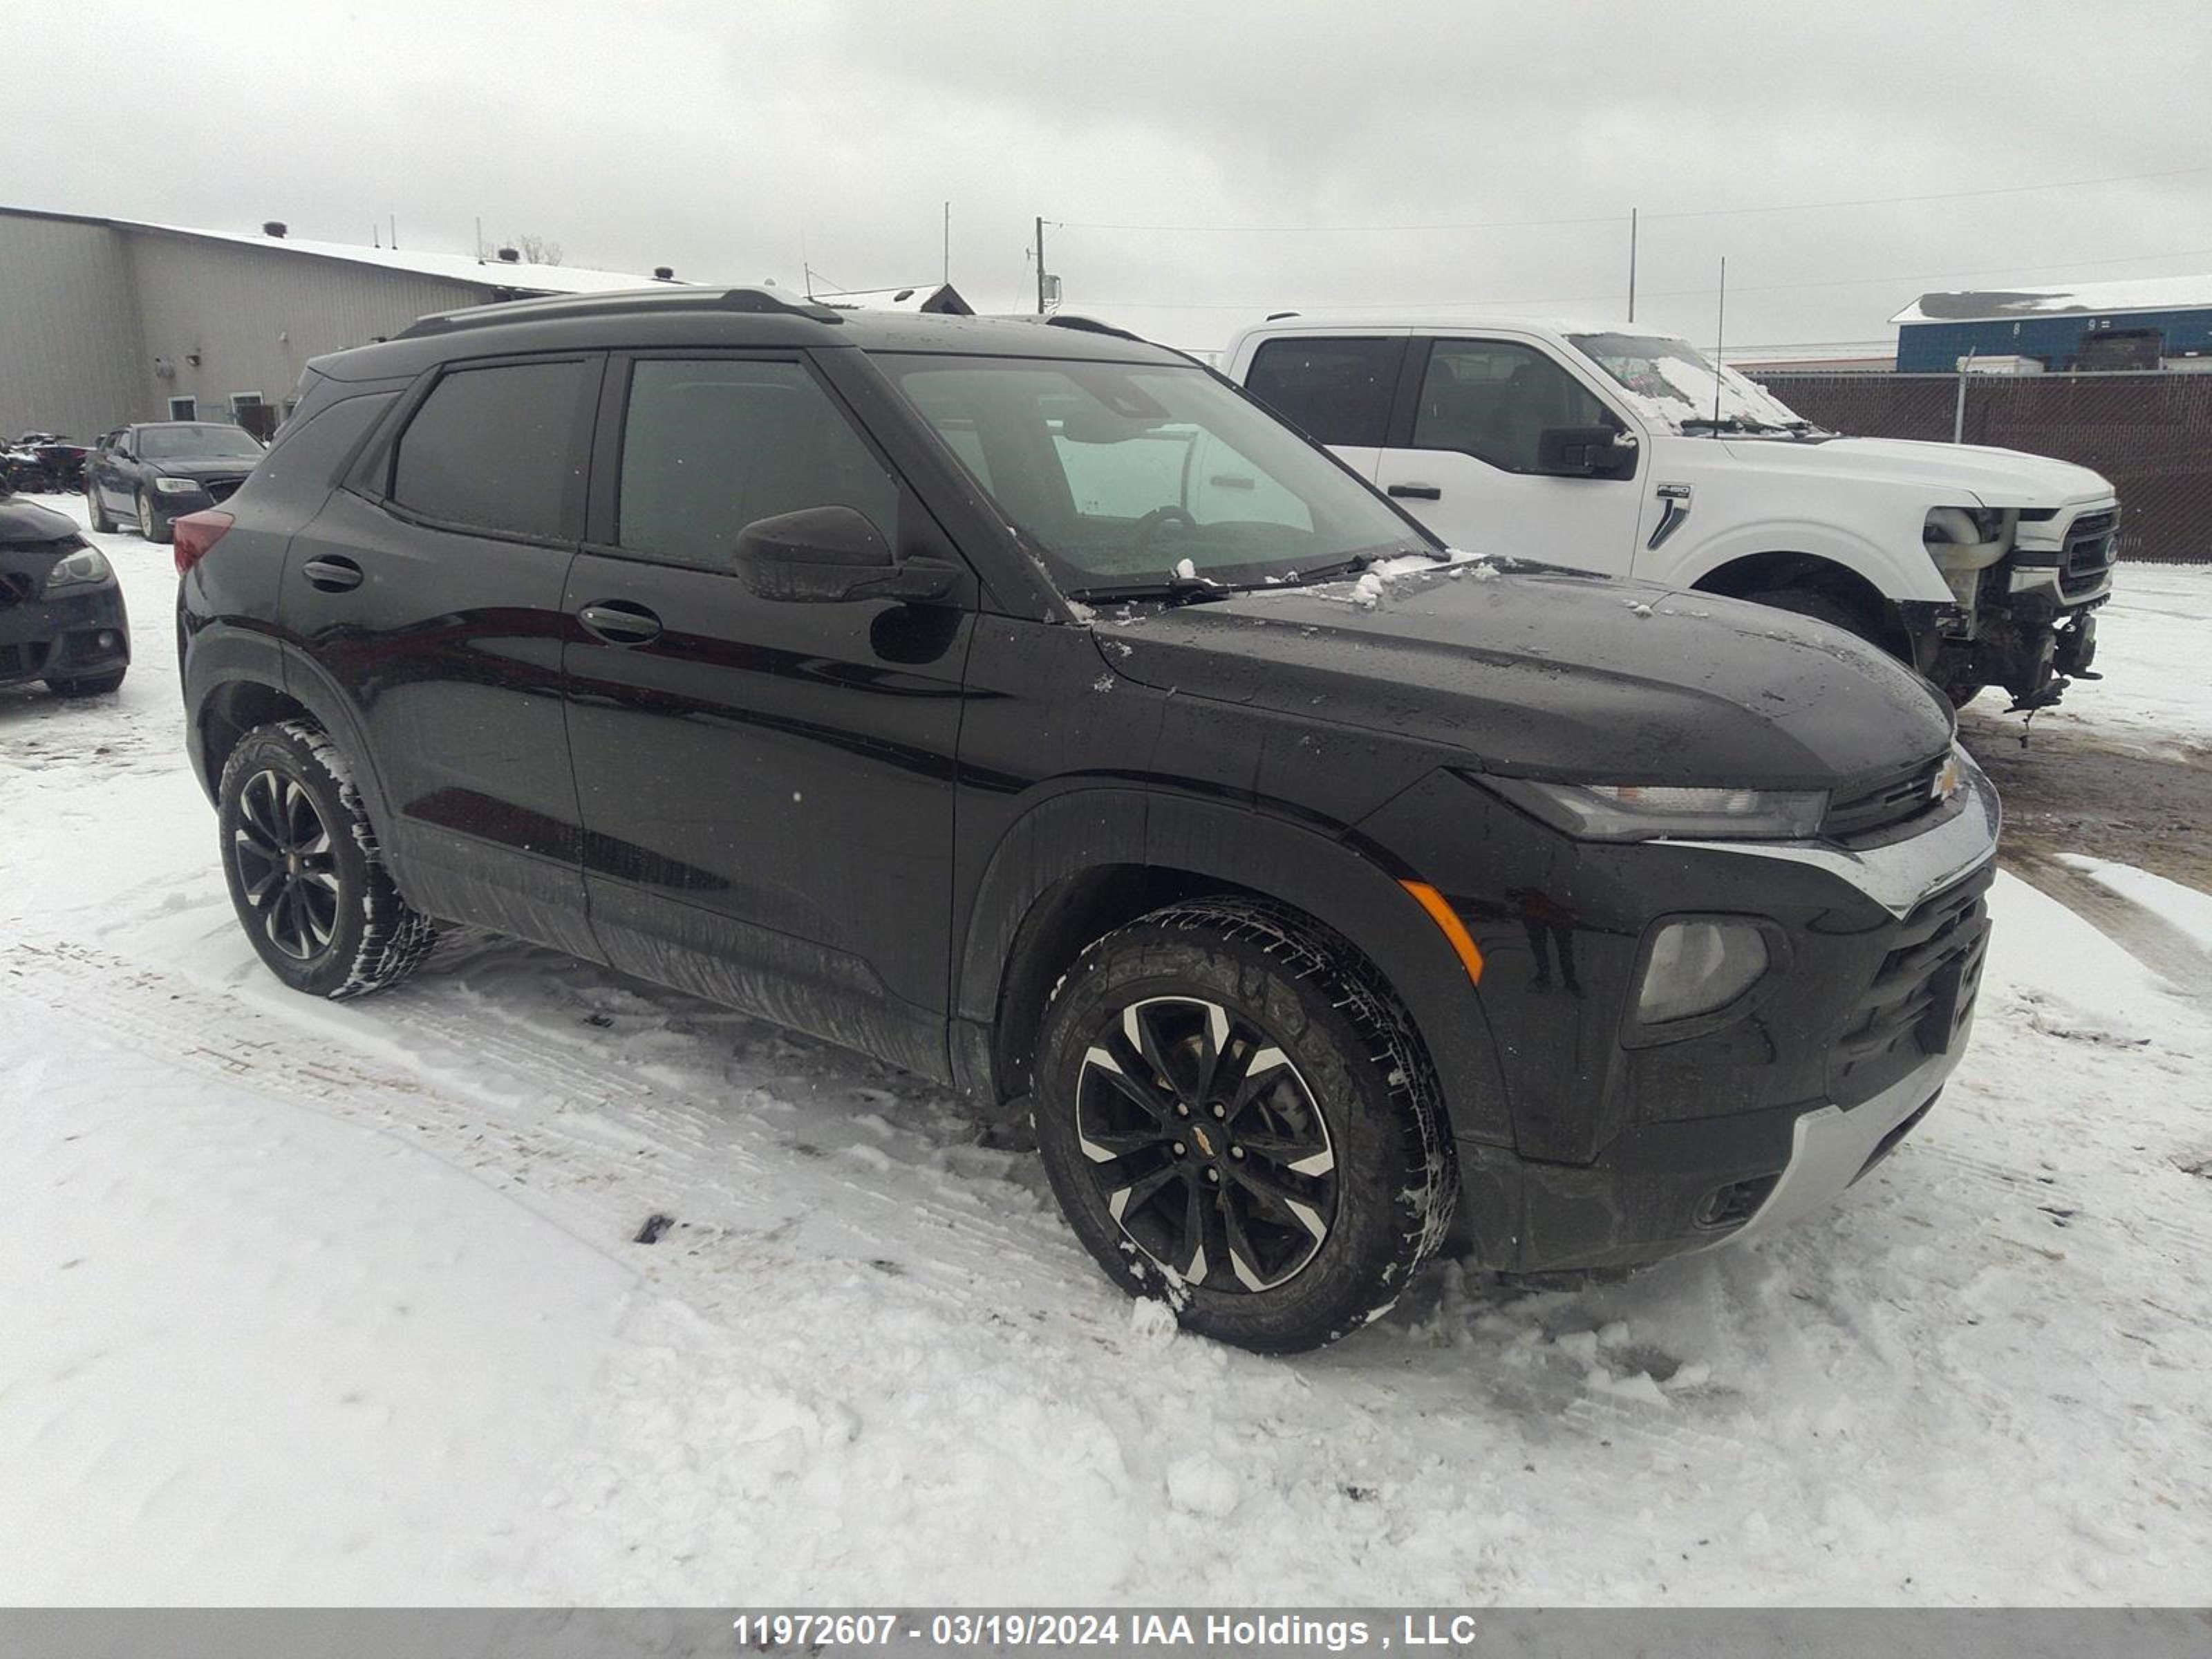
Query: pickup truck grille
xmin=1831 ymin=865 xmax=1992 ymax=1098
xmin=2061 ymin=508 xmax=2118 ymax=598
xmin=1824 ymin=755 xmax=1947 ymax=841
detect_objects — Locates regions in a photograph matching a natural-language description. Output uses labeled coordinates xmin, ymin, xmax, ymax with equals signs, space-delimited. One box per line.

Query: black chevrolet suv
xmin=176 ymin=289 xmax=1998 ymax=1351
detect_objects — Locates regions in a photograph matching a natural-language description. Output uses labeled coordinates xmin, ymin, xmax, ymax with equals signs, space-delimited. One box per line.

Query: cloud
xmin=10 ymin=0 xmax=2211 ymax=355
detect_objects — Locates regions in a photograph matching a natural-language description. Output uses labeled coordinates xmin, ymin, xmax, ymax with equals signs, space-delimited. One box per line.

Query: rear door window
xmin=1244 ymin=337 xmax=1404 ymax=447
xmin=388 ymin=359 xmax=592 ymax=541
xmin=614 ymin=358 xmax=899 ymax=570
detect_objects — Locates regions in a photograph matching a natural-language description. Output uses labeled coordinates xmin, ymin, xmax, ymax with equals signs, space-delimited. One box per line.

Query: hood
xmin=1097 ymin=562 xmax=1953 ymax=793
xmin=1707 ymin=434 xmax=2112 ymax=507
xmin=149 ymin=455 xmax=258 ymax=481
xmin=0 ymin=494 xmax=83 ymax=544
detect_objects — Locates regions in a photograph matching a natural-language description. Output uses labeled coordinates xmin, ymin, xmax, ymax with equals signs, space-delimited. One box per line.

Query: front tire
xmin=137 ymin=488 xmax=172 ymax=545
xmin=218 ymin=720 xmax=435 ymax=999
xmin=1740 ymin=583 xmax=1886 ymax=649
xmin=1033 ymin=897 xmax=1457 ymax=1353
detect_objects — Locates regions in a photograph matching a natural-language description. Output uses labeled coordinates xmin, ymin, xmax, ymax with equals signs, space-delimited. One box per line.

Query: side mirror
xmin=733 ymin=505 xmax=961 ymax=604
xmin=1536 ymin=426 xmax=1638 ymax=480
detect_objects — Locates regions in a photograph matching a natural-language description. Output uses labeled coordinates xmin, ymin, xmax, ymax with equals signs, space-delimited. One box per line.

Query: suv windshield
xmin=136 ymin=424 xmax=264 ymax=460
xmin=1566 ymin=332 xmax=1824 ymax=437
xmin=877 ymin=353 xmax=1430 ymax=594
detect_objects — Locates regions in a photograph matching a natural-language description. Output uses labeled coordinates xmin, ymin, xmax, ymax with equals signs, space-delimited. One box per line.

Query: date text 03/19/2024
xmin=729 ymin=1611 xmax=1489 ymax=1650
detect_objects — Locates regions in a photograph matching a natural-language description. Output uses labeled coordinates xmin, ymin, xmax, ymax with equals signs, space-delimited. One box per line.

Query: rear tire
xmin=1032 ymin=897 xmax=1457 ymax=1353
xmin=218 ymin=720 xmax=435 ymax=999
xmin=86 ymin=482 xmax=113 ymax=534
xmin=46 ymin=670 xmax=126 ymax=697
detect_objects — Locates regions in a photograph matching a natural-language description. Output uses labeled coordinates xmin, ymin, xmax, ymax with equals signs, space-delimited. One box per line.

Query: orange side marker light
xmin=1400 ymin=880 xmax=1485 ymax=985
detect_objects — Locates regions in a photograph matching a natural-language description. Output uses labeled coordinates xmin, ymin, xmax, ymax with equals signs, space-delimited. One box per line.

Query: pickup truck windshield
xmin=877 ymin=353 xmax=1430 ymax=595
xmin=1566 ymin=332 xmax=1826 ymax=438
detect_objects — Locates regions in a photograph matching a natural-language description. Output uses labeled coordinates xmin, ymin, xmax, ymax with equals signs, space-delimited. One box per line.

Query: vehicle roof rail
xmin=1043 ymin=313 xmax=1147 ymax=344
xmin=398 ymin=285 xmax=844 ymax=339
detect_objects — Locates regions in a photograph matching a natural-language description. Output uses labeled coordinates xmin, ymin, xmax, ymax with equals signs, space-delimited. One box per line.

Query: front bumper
xmin=0 ymin=583 xmax=132 ymax=687
xmin=1373 ymin=754 xmax=2000 ymax=1275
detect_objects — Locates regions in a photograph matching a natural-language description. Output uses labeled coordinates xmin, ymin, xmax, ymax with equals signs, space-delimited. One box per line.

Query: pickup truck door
xmin=1370 ymin=336 xmax=1644 ymax=575
xmin=1238 ymin=332 xmax=1410 ymax=488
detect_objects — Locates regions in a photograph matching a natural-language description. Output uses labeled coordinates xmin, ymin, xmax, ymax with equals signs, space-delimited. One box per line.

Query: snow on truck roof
xmin=1892 ymin=272 xmax=2212 ymax=325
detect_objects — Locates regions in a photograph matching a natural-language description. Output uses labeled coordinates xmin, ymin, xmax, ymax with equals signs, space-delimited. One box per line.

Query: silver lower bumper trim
xmin=1725 ymin=1043 xmax=1964 ymax=1247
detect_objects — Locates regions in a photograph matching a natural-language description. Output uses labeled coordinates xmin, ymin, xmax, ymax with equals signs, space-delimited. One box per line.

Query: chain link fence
xmin=1745 ymin=369 xmax=2212 ymax=563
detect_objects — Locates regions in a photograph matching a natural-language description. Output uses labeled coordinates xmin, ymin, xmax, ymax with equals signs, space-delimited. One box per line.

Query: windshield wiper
xmin=1280 ymin=547 xmax=1443 ymax=587
xmin=1065 ymin=574 xmax=1237 ymax=608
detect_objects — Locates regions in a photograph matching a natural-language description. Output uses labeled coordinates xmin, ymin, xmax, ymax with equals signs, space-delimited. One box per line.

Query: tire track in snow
xmin=0 ymin=935 xmax=1083 ymax=1328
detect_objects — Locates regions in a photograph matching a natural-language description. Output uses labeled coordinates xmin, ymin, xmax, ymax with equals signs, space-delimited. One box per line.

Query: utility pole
xmin=943 ymin=201 xmax=950 ymax=285
xmin=1035 ymin=216 xmax=1047 ymax=315
xmin=1627 ymin=208 xmax=1638 ymax=322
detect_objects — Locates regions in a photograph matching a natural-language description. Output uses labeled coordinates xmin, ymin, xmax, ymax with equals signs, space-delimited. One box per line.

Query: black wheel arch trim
xmin=186 ymin=638 xmax=411 ymax=902
xmin=953 ymin=785 xmax=1516 ymax=1148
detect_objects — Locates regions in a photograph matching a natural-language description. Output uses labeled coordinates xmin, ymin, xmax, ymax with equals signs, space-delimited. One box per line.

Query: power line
xmin=1052 ymin=162 xmax=2212 ymax=237
xmin=1078 ymin=241 xmax=2212 ymax=314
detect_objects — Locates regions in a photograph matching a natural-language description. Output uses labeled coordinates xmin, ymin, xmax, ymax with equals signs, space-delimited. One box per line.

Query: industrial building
xmin=1891 ymin=272 xmax=2212 ymax=373
xmin=1 ymin=205 xmax=679 ymax=441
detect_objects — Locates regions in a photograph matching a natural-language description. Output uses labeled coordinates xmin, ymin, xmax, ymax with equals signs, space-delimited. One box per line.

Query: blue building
xmin=1892 ymin=273 xmax=2212 ymax=372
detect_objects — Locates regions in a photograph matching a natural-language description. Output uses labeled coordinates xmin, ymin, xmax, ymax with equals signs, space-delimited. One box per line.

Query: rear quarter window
xmin=388 ymin=359 xmax=591 ymax=541
xmin=1243 ymin=337 xmax=1403 ymax=447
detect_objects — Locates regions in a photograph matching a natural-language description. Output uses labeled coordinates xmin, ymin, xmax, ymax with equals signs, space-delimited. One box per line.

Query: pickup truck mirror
xmin=733 ymin=505 xmax=961 ymax=604
xmin=1536 ymin=426 xmax=1638 ymax=480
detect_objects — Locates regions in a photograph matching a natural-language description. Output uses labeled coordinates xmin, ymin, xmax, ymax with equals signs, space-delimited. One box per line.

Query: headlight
xmin=1487 ymin=776 xmax=1827 ymax=841
xmin=1636 ymin=919 xmax=1772 ymax=1027
xmin=41 ymin=545 xmax=113 ymax=593
xmin=153 ymin=476 xmax=201 ymax=496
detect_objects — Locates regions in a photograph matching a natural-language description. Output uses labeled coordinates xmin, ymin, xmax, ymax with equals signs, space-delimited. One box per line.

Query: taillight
xmin=172 ymin=510 xmax=234 ymax=577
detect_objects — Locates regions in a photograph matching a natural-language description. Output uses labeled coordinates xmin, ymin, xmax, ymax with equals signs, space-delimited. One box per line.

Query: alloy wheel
xmin=1074 ymin=995 xmax=1338 ymax=1293
xmin=231 ymin=769 xmax=341 ymax=960
xmin=138 ymin=491 xmax=153 ymax=539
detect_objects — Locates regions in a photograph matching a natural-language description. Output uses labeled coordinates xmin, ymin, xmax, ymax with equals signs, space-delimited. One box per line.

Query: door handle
xmin=577 ymin=600 xmax=664 ymax=646
xmin=1387 ymin=483 xmax=1443 ymax=500
xmin=299 ymin=556 xmax=364 ymax=592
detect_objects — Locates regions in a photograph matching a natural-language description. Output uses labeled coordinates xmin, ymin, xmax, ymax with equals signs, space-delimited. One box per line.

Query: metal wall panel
xmin=120 ymin=230 xmax=490 ymax=424
xmin=0 ymin=214 xmax=146 ymax=441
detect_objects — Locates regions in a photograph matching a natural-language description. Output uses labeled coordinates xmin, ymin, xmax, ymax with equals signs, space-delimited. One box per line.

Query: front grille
xmin=203 ymin=477 xmax=246 ymax=504
xmin=1832 ymin=867 xmax=1992 ymax=1097
xmin=1825 ymin=755 xmax=1946 ymax=840
xmin=2061 ymin=507 xmax=2118 ymax=597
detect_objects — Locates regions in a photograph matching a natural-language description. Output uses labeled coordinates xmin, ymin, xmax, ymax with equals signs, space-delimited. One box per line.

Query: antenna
xmin=1712 ymin=255 xmax=1727 ymax=431
xmin=1627 ymin=207 xmax=1638 ymax=322
xmin=942 ymin=200 xmax=950 ymax=285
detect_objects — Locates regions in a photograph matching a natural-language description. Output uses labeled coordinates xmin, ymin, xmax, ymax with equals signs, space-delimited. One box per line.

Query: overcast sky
xmin=10 ymin=1 xmax=2211 ymax=357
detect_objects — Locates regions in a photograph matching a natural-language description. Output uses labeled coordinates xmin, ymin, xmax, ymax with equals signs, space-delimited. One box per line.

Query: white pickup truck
xmin=1223 ymin=317 xmax=2118 ymax=709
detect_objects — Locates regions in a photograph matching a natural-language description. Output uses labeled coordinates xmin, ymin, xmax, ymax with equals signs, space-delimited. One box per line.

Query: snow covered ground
xmin=3 ymin=498 xmax=2208 ymax=1606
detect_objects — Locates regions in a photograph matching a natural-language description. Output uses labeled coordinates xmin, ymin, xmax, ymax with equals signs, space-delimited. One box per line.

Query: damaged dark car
xmin=1 ymin=491 xmax=129 ymax=697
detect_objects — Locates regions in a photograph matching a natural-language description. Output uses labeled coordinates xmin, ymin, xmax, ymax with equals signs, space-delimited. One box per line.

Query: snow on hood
xmin=1712 ymin=434 xmax=2114 ymax=507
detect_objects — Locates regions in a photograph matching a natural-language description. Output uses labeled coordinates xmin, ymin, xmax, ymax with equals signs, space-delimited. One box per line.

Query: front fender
xmin=1666 ymin=519 xmax=1951 ymax=605
xmin=954 ymin=785 xmax=1515 ymax=1149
